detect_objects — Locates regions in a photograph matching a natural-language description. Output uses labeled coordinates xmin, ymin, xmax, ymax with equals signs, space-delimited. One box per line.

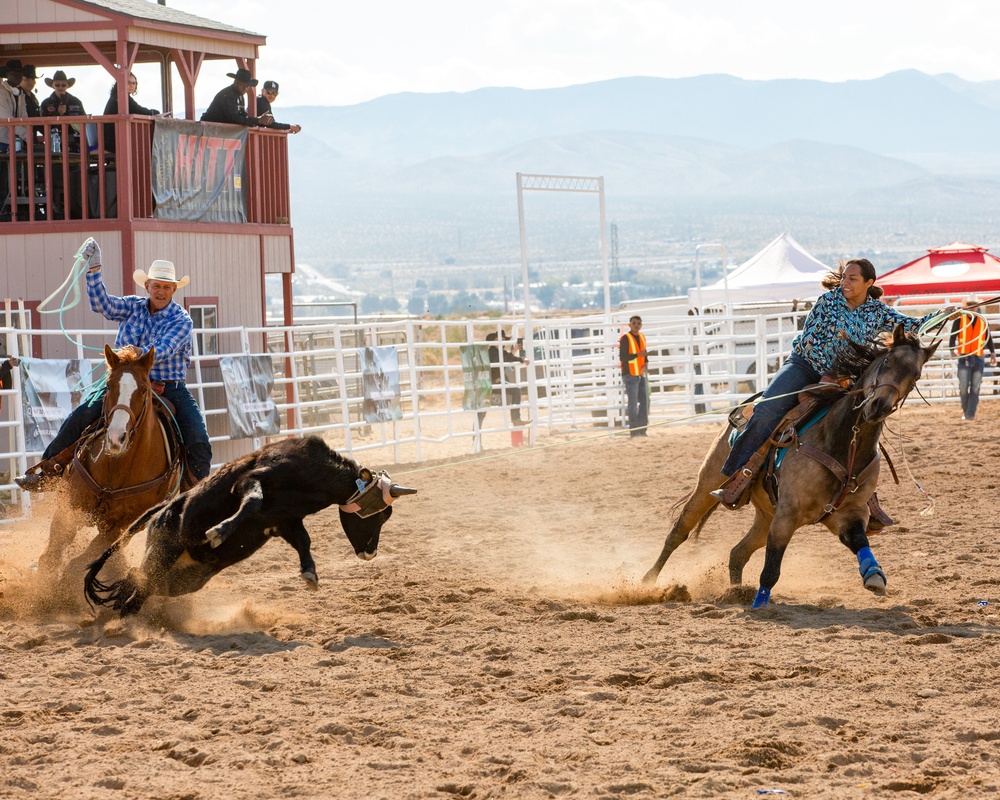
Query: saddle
xmin=24 ymin=401 xmax=191 ymax=494
xmin=716 ymin=385 xmax=896 ymax=533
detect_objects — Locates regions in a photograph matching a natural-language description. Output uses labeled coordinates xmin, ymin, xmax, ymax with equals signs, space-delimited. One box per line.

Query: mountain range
xmin=278 ymin=70 xmax=1000 ymax=284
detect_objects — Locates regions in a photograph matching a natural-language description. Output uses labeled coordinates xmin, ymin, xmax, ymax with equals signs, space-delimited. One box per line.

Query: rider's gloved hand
xmin=82 ymin=240 xmax=102 ymax=269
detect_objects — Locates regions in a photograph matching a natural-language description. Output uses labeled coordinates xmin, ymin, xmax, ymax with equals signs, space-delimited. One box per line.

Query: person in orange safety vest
xmin=949 ymin=299 xmax=996 ymax=421
xmin=619 ymin=315 xmax=648 ymax=437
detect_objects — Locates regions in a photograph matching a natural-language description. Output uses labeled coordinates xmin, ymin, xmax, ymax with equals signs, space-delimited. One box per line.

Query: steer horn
xmin=389 ymin=484 xmax=417 ymax=498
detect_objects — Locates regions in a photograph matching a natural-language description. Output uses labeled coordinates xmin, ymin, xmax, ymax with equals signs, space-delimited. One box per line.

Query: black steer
xmin=84 ymin=436 xmax=415 ymax=617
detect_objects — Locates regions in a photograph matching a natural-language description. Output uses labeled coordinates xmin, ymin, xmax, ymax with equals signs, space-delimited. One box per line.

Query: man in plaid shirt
xmin=16 ymin=240 xmax=212 ymax=491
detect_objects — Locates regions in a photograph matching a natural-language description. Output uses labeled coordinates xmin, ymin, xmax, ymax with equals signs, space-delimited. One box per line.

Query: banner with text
xmin=151 ymin=119 xmax=248 ymax=223
xmin=19 ymin=358 xmax=94 ymax=452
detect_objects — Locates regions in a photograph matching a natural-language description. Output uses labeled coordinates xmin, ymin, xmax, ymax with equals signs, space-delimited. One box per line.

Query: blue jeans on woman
xmin=957 ymin=354 xmax=985 ymax=420
xmin=722 ymin=352 xmax=820 ymax=476
xmin=42 ymin=381 xmax=212 ymax=480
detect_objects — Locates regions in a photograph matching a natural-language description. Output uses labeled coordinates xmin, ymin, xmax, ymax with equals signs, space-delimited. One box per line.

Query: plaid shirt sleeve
xmin=87 ymin=268 xmax=133 ymax=321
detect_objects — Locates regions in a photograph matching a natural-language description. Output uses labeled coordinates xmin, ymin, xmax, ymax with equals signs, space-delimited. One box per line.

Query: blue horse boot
xmin=857 ymin=546 xmax=886 ymax=595
xmin=751 ymin=586 xmax=771 ymax=609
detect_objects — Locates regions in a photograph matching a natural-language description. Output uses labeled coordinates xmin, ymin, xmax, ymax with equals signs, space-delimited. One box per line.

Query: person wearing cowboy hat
xmin=0 ymin=59 xmax=27 ymax=152
xmin=20 ymin=64 xmax=41 ymax=117
xmin=40 ymin=69 xmax=86 ymax=121
xmin=15 ymin=240 xmax=212 ymax=492
xmin=200 ymin=67 xmax=273 ymax=128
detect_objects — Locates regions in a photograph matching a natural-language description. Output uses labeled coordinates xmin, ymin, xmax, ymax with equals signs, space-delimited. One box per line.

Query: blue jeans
xmin=42 ymin=381 xmax=212 ymax=480
xmin=722 ymin=352 xmax=819 ymax=476
xmin=623 ymin=373 xmax=648 ymax=434
xmin=957 ymin=355 xmax=985 ymax=420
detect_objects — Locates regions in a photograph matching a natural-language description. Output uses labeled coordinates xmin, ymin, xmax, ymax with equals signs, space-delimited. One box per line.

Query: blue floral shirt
xmin=793 ymin=288 xmax=934 ymax=373
xmin=87 ymin=269 xmax=193 ymax=382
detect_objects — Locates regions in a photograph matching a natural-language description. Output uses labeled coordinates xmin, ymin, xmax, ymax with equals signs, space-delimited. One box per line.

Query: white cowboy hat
xmin=133 ymin=259 xmax=190 ymax=289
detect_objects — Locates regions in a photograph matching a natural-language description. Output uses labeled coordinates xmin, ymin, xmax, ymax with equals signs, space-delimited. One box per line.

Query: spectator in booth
xmin=0 ymin=59 xmax=27 ymax=151
xmin=477 ymin=331 xmax=530 ymax=429
xmin=40 ymin=70 xmax=86 ymax=152
xmin=103 ymin=72 xmax=160 ymax=152
xmin=0 ymin=59 xmax=27 ymax=220
xmin=19 ymin=65 xmax=40 ymax=117
xmin=949 ymin=299 xmax=996 ymax=422
xmin=256 ymin=81 xmax=301 ymax=133
xmin=200 ymin=68 xmax=273 ymax=128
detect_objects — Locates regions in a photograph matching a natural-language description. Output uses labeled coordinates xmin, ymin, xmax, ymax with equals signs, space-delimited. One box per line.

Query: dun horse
xmin=643 ymin=324 xmax=938 ymax=607
xmin=38 ymin=344 xmax=184 ymax=576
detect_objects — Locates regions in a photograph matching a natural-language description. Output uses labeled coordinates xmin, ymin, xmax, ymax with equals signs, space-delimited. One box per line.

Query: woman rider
xmin=711 ymin=257 xmax=946 ymax=507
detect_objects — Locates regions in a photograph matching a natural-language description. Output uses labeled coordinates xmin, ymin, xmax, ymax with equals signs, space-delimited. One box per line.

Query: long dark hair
xmin=821 ymin=258 xmax=883 ymax=300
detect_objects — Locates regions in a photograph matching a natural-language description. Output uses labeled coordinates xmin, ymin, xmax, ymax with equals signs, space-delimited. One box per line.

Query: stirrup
xmin=711 ymin=468 xmax=755 ymax=510
xmin=866 ymin=493 xmax=895 ymax=534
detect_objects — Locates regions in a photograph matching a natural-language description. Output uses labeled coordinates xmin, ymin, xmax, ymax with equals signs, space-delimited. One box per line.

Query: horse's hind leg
xmin=728 ymin=502 xmax=772 ymax=585
xmin=643 ymin=429 xmax=730 ymax=586
xmin=751 ymin=511 xmax=799 ymax=608
xmin=642 ymin=490 xmax=721 ymax=585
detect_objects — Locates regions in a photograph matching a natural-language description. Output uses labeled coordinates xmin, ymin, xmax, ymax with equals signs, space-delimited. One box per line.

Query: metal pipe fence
xmin=0 ymin=305 xmax=985 ymax=513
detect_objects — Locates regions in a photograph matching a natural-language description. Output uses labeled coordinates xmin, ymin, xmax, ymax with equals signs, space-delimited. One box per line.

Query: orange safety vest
xmin=621 ymin=332 xmax=647 ymax=376
xmin=957 ymin=314 xmax=988 ymax=356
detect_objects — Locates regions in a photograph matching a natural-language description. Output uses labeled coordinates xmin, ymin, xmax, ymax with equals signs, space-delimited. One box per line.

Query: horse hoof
xmin=750 ymin=587 xmax=771 ymax=609
xmin=301 ymin=570 xmax=318 ymax=590
xmin=864 ymin=573 xmax=887 ymax=595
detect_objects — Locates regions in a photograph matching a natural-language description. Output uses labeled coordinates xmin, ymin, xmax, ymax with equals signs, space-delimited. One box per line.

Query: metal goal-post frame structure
xmin=516 ymin=173 xmax=614 ymax=442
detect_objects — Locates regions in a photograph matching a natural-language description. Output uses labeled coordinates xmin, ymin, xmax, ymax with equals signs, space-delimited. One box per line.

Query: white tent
xmin=687 ymin=232 xmax=831 ymax=309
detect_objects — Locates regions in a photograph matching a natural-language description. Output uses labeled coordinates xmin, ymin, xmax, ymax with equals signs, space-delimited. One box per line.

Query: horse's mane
xmin=824 ymin=329 xmax=921 ymax=387
xmin=110 ymin=345 xmax=144 ymax=364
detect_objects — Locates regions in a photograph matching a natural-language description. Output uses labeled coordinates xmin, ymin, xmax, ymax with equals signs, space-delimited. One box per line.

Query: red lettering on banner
xmin=222 ymin=139 xmax=242 ymax=175
xmin=174 ymin=135 xmax=199 ymax=186
xmin=203 ymin=137 xmax=225 ymax=182
xmin=194 ymin=136 xmax=209 ymax=186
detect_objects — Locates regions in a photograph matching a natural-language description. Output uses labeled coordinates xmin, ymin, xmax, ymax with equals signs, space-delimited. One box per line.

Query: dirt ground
xmin=2 ymin=400 xmax=999 ymax=799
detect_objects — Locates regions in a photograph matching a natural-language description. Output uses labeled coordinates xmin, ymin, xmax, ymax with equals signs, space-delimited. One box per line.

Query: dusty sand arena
xmin=2 ymin=401 xmax=1000 ymax=799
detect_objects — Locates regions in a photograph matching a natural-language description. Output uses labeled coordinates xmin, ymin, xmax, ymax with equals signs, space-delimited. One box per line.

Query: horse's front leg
xmin=38 ymin=506 xmax=78 ymax=574
xmin=276 ymin=519 xmax=318 ymax=590
xmin=836 ymin=514 xmax=886 ymax=596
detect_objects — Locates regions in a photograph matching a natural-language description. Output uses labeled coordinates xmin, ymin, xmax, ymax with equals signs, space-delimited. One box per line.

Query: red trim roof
xmin=878 ymin=242 xmax=1000 ymax=296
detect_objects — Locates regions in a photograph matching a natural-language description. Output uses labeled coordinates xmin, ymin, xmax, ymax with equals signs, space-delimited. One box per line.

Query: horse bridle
xmin=101 ymin=377 xmax=151 ymax=455
xmin=852 ymin=352 xmax=912 ymax=417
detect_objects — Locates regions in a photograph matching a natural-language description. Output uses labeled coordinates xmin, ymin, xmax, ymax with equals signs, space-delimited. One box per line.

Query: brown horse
xmin=38 ymin=344 xmax=184 ymax=577
xmin=642 ymin=324 xmax=938 ymax=608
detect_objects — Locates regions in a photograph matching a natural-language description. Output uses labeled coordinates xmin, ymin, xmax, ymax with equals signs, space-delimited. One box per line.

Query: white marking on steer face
xmin=107 ymin=372 xmax=139 ymax=453
xmin=357 ymin=550 xmax=378 ymax=561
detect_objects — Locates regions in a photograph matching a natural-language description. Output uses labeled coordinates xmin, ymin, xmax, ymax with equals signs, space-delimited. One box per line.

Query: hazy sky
xmin=56 ymin=0 xmax=1000 ymax=113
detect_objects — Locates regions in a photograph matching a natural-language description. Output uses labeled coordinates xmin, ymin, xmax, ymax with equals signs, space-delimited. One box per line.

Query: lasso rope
xmin=35 ymin=237 xmax=107 ymax=397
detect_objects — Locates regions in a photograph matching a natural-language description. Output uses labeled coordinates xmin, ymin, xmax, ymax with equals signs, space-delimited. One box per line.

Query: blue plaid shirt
xmin=87 ymin=269 xmax=193 ymax=382
xmin=793 ymin=288 xmax=935 ymax=373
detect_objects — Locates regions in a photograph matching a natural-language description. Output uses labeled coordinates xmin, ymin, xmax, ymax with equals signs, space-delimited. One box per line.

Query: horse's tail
xmin=83 ymin=501 xmax=164 ymax=613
